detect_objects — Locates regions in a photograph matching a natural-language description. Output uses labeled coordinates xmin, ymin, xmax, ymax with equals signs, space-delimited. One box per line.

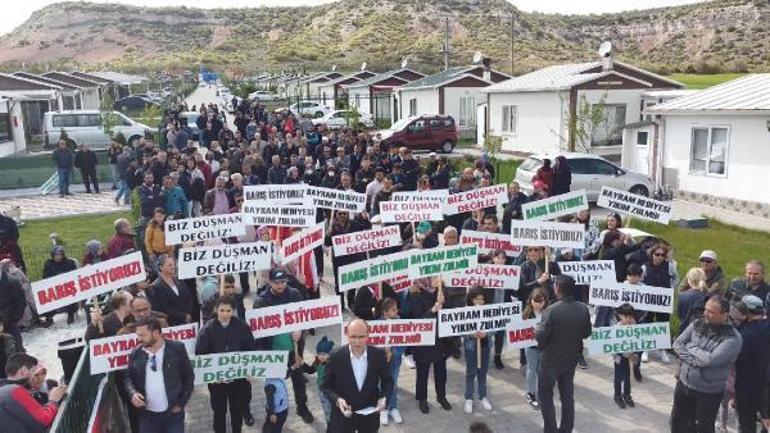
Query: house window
xmin=636 ymin=131 xmax=648 ymax=145
xmin=501 ymin=105 xmax=517 ymax=133
xmin=408 ymin=98 xmax=417 ymax=117
xmin=690 ymin=126 xmax=728 ymax=176
xmin=458 ymin=96 xmax=476 ymax=127
xmin=0 ymin=112 xmax=11 ymax=142
xmin=592 ymin=104 xmax=627 ymax=147
xmin=354 ymin=94 xmax=361 ymax=109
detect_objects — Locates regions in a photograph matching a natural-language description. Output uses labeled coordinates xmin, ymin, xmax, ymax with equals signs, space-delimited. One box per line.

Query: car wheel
xmin=441 ymin=140 xmax=455 ymax=154
xmin=128 ymin=135 xmax=142 ymax=147
xmin=315 ymin=111 xmax=324 ymax=118
xmin=629 ymin=185 xmax=649 ymax=197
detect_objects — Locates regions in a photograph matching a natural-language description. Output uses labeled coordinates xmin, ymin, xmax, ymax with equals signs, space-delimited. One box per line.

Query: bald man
xmin=322 ymin=319 xmax=393 ymax=433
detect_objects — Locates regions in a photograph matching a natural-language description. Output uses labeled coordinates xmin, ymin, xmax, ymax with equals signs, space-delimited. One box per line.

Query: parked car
xmin=312 ymin=110 xmax=374 ymax=129
xmin=514 ymin=152 xmax=654 ymax=201
xmin=43 ymin=110 xmax=151 ymax=149
xmin=378 ymin=114 xmax=458 ymax=153
xmin=248 ymin=90 xmax=283 ymax=102
xmin=289 ymin=101 xmax=332 ymax=118
xmin=178 ymin=111 xmax=201 ymax=141
xmin=113 ymin=95 xmax=160 ymax=111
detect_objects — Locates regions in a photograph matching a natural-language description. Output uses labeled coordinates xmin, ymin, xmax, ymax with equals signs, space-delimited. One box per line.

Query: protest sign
xmin=559 ymin=260 xmax=616 ymax=285
xmin=444 ymin=184 xmax=508 ymax=215
xmin=241 ymin=203 xmax=316 ymax=227
xmin=280 ymin=222 xmax=325 ymax=263
xmin=89 ymin=323 xmax=198 ymax=374
xmin=392 ymin=189 xmax=449 ymax=205
xmin=447 ymin=264 xmax=520 ymax=290
xmin=586 ymin=322 xmax=671 ymax=356
xmin=522 ymin=190 xmax=588 ymax=221
xmin=338 ymin=250 xmax=412 ymax=293
xmin=177 ymin=241 xmax=273 ymax=279
xmin=459 ymin=230 xmax=523 ymax=257
xmin=33 ymin=252 xmax=145 ymax=315
xmin=192 ymin=351 xmax=288 ymax=385
xmin=379 ymin=200 xmax=443 ymax=223
xmin=386 ymin=274 xmax=411 ymax=292
xmin=509 ymin=220 xmax=585 ymax=249
xmin=246 ymin=297 xmax=342 ymax=338
xmin=506 ymin=318 xmax=539 ymax=350
xmin=341 ymin=319 xmax=436 ymax=347
xmin=408 ymin=244 xmax=478 ymax=279
xmin=305 ymin=186 xmax=367 ymax=213
xmin=597 ymin=186 xmax=673 ymax=225
xmin=332 ymin=225 xmax=402 ymax=257
xmin=589 ymin=282 xmax=674 ymax=314
xmin=437 ymin=302 xmax=521 ymax=337
xmin=243 ymin=184 xmax=308 ymax=205
xmin=165 ymin=213 xmax=247 ymax=245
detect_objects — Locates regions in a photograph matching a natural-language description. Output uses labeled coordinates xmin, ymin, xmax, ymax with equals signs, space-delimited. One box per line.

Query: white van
xmin=43 ymin=110 xmax=152 ymax=149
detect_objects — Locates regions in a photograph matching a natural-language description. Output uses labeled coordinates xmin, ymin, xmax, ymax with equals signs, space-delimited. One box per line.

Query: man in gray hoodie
xmin=671 ymin=295 xmax=742 ymax=433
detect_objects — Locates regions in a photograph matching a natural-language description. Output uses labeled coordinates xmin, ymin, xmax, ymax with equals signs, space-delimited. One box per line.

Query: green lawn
xmin=667 ymin=73 xmax=746 ymax=90
xmin=0 ymin=151 xmax=114 ymax=190
xmin=19 ymin=211 xmax=130 ymax=281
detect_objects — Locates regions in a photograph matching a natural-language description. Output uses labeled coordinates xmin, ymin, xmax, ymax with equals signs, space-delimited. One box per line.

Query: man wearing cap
xmin=680 ymin=250 xmax=728 ymax=295
xmin=734 ymin=295 xmax=770 ymax=433
xmin=671 ymin=295 xmax=742 ymax=433
xmin=727 ymin=260 xmax=770 ymax=306
xmin=253 ymin=268 xmax=315 ymax=424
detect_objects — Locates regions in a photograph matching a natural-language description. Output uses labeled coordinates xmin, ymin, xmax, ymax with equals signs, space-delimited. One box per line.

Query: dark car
xmin=114 ymin=96 xmax=160 ymax=111
xmin=378 ymin=114 xmax=458 ymax=153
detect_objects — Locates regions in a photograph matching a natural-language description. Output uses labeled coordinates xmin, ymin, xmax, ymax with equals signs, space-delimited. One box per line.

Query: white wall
xmin=0 ymin=99 xmax=26 ymax=157
xmin=347 ymin=87 xmax=370 ymax=116
xmin=662 ymin=114 xmax=770 ymax=204
xmin=442 ymin=87 xmax=487 ymax=132
xmin=397 ymin=88 xmax=438 ymax=119
xmin=489 ymin=91 xmax=566 ymax=154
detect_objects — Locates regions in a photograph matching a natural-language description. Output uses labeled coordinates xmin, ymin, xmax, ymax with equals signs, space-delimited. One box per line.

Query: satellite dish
xmin=361 ymin=62 xmax=367 ymax=71
xmin=598 ymin=41 xmax=613 ymax=58
xmin=473 ymin=51 xmax=484 ymax=64
xmin=331 ymin=64 xmax=337 ymax=71
xmin=401 ymin=57 xmax=408 ymax=69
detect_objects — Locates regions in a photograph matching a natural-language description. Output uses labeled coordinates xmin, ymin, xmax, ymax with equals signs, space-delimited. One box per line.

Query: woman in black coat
xmin=148 ymin=254 xmax=194 ymax=326
xmin=550 ymin=155 xmax=572 ymax=196
xmin=41 ymin=246 xmax=78 ymax=326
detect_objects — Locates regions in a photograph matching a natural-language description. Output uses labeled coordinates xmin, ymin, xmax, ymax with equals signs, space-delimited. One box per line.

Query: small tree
xmin=569 ymin=94 xmax=608 ymax=153
xmin=100 ymin=92 xmax=121 ymax=137
xmin=139 ymin=105 xmax=163 ymax=144
xmin=342 ymin=105 xmax=363 ymax=129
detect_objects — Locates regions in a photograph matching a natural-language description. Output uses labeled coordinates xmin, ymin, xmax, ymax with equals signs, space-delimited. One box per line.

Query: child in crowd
xmin=523 ymin=288 xmax=548 ymax=410
xmin=613 ymin=303 xmax=637 ymax=409
xmin=298 ymin=336 xmax=335 ymax=424
xmin=379 ymin=297 xmax=404 ymax=425
xmin=263 ymin=334 xmax=294 ymax=433
xmin=463 ymin=286 xmax=493 ymax=414
xmin=624 ymin=264 xmax=645 ymax=381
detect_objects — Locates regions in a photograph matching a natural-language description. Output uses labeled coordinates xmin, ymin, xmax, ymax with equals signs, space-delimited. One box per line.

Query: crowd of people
xmin=0 ymin=97 xmax=769 ymax=433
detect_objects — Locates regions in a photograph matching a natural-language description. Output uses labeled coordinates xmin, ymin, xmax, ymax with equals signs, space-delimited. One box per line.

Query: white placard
xmin=332 ymin=225 xmax=402 ymax=257
xmin=33 ymin=252 xmax=145 ymax=315
xmin=506 ymin=318 xmax=539 ymax=350
xmin=586 ymin=322 xmax=671 ymax=355
xmin=392 ymin=189 xmax=449 ymax=205
xmin=447 ymin=264 xmax=521 ymax=290
xmin=341 ymin=319 xmax=436 ymax=348
xmin=460 ymin=230 xmax=523 ymax=257
xmin=305 ymin=186 xmax=367 ymax=213
xmin=597 ymin=186 xmax=673 ymax=225
xmin=444 ymin=184 xmax=508 ymax=215
xmin=559 ymin=260 xmax=616 ymax=285
xmin=89 ymin=323 xmax=198 ymax=374
xmin=379 ymin=200 xmax=443 ymax=223
xmin=192 ymin=351 xmax=289 ymax=385
xmin=589 ymin=282 xmax=674 ymax=314
xmin=338 ymin=249 xmax=413 ymax=293
xmin=509 ymin=220 xmax=585 ymax=249
xmin=165 ymin=213 xmax=247 ymax=245
xmin=241 ymin=203 xmax=316 ymax=227
xmin=246 ymin=297 xmax=342 ymax=338
xmin=243 ymin=184 xmax=308 ymax=205
xmin=407 ymin=244 xmax=479 ymax=279
xmin=177 ymin=241 xmax=273 ymax=279
xmin=280 ymin=222 xmax=325 ymax=264
xmin=522 ymin=190 xmax=589 ymax=221
xmin=437 ymin=302 xmax=521 ymax=337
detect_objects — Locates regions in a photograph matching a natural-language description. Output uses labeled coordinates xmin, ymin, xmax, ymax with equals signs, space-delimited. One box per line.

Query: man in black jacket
xmin=323 ymin=318 xmax=393 ymax=433
xmin=196 ymin=296 xmax=254 ymax=433
xmin=535 ymin=275 xmax=591 ymax=433
xmin=124 ymin=316 xmax=194 ymax=433
xmin=74 ymin=143 xmax=99 ymax=193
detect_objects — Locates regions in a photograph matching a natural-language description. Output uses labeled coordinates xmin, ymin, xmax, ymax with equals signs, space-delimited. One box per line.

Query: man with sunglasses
xmin=679 ymin=250 xmax=727 ymax=295
xmin=124 ymin=316 xmax=194 ymax=433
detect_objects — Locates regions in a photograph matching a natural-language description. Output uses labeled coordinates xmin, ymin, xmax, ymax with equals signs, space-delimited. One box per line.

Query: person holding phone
xmin=0 ymin=353 xmax=67 ymax=433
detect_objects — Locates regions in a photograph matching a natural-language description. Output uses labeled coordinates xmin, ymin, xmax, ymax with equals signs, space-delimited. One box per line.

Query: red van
xmin=379 ymin=115 xmax=458 ymax=153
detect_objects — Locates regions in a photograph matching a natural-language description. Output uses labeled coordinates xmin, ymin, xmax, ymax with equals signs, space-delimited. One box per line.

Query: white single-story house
xmin=482 ymin=59 xmax=683 ymax=157
xmin=82 ymin=71 xmax=148 ymax=100
xmin=395 ymin=65 xmax=510 ymax=135
xmin=42 ymin=72 xmax=102 ymax=109
xmin=13 ymin=72 xmax=81 ymax=110
xmin=317 ymin=70 xmax=377 ymax=107
xmin=294 ymin=71 xmax=344 ymax=101
xmin=641 ymin=74 xmax=770 ymax=212
xmin=344 ymin=68 xmax=425 ymax=123
xmin=0 ymin=74 xmax=63 ymax=156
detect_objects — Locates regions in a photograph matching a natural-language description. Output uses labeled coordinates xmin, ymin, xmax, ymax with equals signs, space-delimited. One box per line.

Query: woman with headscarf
xmin=82 ymin=240 xmax=108 ymax=265
xmin=550 ymin=156 xmax=572 ymax=196
xmin=42 ymin=246 xmax=79 ymax=326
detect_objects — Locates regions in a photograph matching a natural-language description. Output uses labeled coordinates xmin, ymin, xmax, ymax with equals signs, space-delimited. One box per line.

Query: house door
xmin=635 ymin=130 xmax=650 ymax=176
xmin=476 ymin=103 xmax=487 ymax=146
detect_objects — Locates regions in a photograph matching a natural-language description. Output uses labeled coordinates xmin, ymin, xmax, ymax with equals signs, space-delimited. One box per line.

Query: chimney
xmin=602 ymin=54 xmax=614 ymax=72
xmin=482 ymin=57 xmax=492 ymax=81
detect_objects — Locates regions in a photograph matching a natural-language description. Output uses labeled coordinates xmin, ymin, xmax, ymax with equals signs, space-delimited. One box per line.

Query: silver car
xmin=514 ymin=153 xmax=654 ymax=201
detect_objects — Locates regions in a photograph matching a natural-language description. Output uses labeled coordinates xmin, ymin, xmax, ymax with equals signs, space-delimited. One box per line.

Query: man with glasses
xmin=124 ymin=317 xmax=194 ymax=433
xmin=679 ymin=250 xmax=727 ymax=296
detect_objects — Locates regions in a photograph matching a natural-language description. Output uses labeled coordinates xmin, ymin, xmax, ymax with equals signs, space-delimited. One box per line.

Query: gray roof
xmin=344 ymin=68 xmax=422 ymax=89
xmin=648 ymin=74 xmax=770 ymax=113
xmin=398 ymin=66 xmax=488 ymax=90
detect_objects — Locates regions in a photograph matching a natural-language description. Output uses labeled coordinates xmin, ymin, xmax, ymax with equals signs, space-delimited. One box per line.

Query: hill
xmin=0 ymin=0 xmax=768 ymax=76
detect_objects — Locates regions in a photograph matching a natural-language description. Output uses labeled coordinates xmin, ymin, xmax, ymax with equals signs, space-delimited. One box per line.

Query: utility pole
xmin=510 ymin=13 xmax=515 ymax=75
xmin=442 ymin=17 xmax=451 ymax=71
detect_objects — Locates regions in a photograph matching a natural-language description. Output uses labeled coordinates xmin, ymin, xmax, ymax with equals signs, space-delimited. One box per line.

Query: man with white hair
xmin=203 ymin=176 xmax=230 ymax=215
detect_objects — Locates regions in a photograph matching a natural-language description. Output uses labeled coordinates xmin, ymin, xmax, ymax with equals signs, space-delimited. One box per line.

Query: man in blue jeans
xmin=535 ymin=275 xmax=591 ymax=433
xmin=52 ymin=140 xmax=73 ymax=197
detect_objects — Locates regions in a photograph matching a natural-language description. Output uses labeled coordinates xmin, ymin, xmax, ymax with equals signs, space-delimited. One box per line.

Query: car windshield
xmin=519 ymin=157 xmax=542 ymax=172
xmin=389 ymin=117 xmax=414 ymax=131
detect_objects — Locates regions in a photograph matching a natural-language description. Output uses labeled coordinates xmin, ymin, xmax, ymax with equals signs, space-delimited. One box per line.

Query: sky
xmin=0 ymin=0 xmax=708 ymax=36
